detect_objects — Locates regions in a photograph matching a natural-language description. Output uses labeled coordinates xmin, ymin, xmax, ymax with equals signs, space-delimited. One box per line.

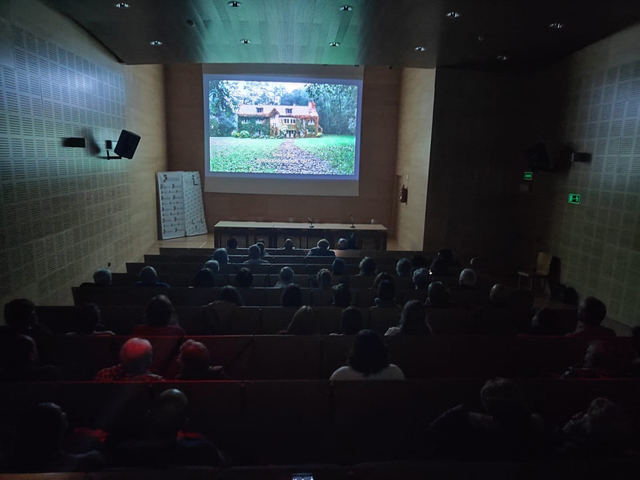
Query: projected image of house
xmin=237 ymin=102 xmax=322 ymax=138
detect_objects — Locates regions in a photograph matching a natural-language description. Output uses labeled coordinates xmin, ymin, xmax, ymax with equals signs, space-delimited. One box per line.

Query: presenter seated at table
xmin=306 ymin=239 xmax=335 ymax=257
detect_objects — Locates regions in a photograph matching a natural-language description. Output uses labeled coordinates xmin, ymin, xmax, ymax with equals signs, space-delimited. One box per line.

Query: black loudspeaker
xmin=114 ymin=129 xmax=141 ymax=159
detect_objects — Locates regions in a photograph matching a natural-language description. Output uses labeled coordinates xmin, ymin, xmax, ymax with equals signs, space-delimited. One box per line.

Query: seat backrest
xmin=536 ymin=251 xmax=553 ymax=275
xmin=251 ymin=335 xmax=323 ymax=379
xmin=426 ymin=307 xmax=475 ymax=334
xmin=311 ymin=306 xmax=342 ymax=334
xmin=37 ymin=335 xmax=118 ymax=380
xmin=196 ymin=335 xmax=256 ymax=379
xmin=260 ymin=306 xmax=298 ymax=333
xmin=368 ymin=307 xmax=401 ymax=334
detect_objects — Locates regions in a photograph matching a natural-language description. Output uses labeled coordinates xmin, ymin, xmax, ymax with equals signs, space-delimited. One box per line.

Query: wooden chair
xmin=517 ymin=251 xmax=552 ymax=291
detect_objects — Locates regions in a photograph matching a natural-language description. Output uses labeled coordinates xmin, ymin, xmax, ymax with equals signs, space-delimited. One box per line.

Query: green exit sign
xmin=523 ymin=171 xmax=533 ymax=181
xmin=568 ymin=193 xmax=581 ymax=204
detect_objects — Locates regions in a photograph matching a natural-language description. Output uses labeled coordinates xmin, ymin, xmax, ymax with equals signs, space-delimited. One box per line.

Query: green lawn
xmin=210 ymin=137 xmax=284 ymax=173
xmin=294 ymin=135 xmax=356 ymax=175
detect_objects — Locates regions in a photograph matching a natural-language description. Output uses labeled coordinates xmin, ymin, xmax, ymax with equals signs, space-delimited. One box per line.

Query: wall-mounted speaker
xmin=114 ymin=129 xmax=141 ymax=159
xmin=571 ymin=152 xmax=591 ymax=163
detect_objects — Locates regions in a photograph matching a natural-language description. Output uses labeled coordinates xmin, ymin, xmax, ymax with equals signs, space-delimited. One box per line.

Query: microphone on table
xmin=307 ymin=216 xmax=314 ymax=228
xmin=350 ymin=214 xmax=355 ymax=229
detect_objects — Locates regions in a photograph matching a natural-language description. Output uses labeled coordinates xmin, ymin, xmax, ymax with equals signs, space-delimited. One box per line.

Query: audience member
xmin=256 ymin=240 xmax=269 ymax=258
xmin=281 ymin=284 xmax=303 ymax=308
xmin=562 ymin=341 xmax=621 ymax=379
xmin=316 ymin=268 xmax=332 ymax=289
xmin=274 ymin=266 xmax=295 ymax=288
xmin=203 ymin=259 xmax=220 ymax=274
xmin=337 ymin=237 xmax=349 ymax=250
xmin=332 ymin=257 xmax=346 ymax=276
xmin=212 ymin=248 xmax=229 ymax=265
xmin=560 ymin=397 xmax=631 ymax=457
xmin=136 ymin=266 xmax=170 ymax=288
xmin=458 ymin=268 xmax=478 ymax=288
xmin=427 ymin=378 xmax=550 ymax=460
xmin=332 ymin=282 xmax=352 ymax=308
xmin=412 ymin=267 xmax=429 ymax=290
xmin=285 ymin=306 xmax=315 ymax=335
xmin=429 ymin=256 xmax=449 ymax=276
xmin=112 ymin=389 xmax=226 ymax=467
xmin=338 ymin=307 xmax=364 ymax=335
xmin=373 ymin=280 xmax=397 ymax=309
xmin=386 ymin=300 xmax=431 ymax=336
xmin=529 ymin=308 xmax=559 ymax=335
xmin=226 ymin=237 xmax=238 ymax=250
xmin=489 ymin=283 xmax=509 ymax=306
xmin=330 ymin=330 xmax=405 ymax=380
xmin=395 ymin=258 xmax=412 ymax=278
xmin=282 ymin=238 xmax=295 ymax=251
xmin=218 ymin=285 xmax=243 ymax=306
xmin=358 ymin=257 xmax=376 ymax=276
xmin=95 ymin=338 xmax=162 ymax=382
xmin=176 ymin=340 xmax=226 ymax=380
xmin=8 ymin=402 xmax=103 ymax=472
xmin=244 ymin=244 xmax=270 ymax=265
xmin=566 ymin=297 xmax=615 ymax=339
xmin=426 ymin=281 xmax=450 ymax=307
xmin=373 ymin=271 xmax=394 ymax=290
xmin=192 ymin=268 xmax=215 ymax=288
xmin=68 ymin=303 xmax=114 ymax=336
xmin=133 ymin=295 xmax=185 ymax=337
xmin=0 ymin=334 xmax=61 ymax=381
xmin=307 ymin=239 xmax=335 ymax=257
xmin=235 ymin=267 xmax=254 ymax=288
xmin=3 ymin=298 xmax=50 ymax=336
xmin=93 ymin=268 xmax=112 ymax=286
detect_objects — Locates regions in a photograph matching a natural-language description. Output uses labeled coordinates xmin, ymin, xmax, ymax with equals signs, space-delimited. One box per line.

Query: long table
xmin=213 ymin=221 xmax=388 ymax=250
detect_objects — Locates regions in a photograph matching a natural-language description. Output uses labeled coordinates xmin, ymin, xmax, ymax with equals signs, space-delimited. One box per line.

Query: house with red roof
xmin=236 ymin=101 xmax=322 ymax=138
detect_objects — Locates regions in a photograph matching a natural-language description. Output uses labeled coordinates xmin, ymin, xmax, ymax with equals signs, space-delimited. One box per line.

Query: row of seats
xmin=158 ymin=247 xmax=425 ymax=259
xmin=128 ymin=261 xmax=360 ymax=276
xmin=1 ymin=379 xmax=639 ymax=465
xmin=32 ymin=335 xmax=633 ymax=380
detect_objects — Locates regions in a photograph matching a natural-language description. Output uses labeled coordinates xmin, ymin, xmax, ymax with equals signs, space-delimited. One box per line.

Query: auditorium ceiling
xmin=44 ymin=0 xmax=640 ymax=70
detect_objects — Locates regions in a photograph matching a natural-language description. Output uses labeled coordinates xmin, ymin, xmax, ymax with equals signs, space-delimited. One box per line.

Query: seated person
xmin=284 ymin=306 xmax=315 ymax=335
xmin=562 ymin=341 xmax=621 ymax=378
xmin=243 ymin=244 xmax=270 ymax=265
xmin=281 ymin=284 xmax=303 ymax=308
xmin=176 ymin=339 xmax=226 ymax=380
xmin=217 ymin=285 xmax=243 ymax=306
xmin=212 ymin=248 xmax=229 ymax=265
xmin=136 ymin=266 xmax=170 ymax=288
xmin=191 ymin=268 xmax=215 ymax=288
xmin=204 ymin=286 xmax=243 ymax=333
xmin=458 ymin=268 xmax=477 ymax=288
xmin=93 ymin=268 xmax=112 ymax=286
xmin=95 ymin=338 xmax=163 ymax=382
xmin=395 ymin=258 xmax=412 ymax=278
xmin=313 ymin=269 xmax=333 ymax=305
xmin=426 ymin=281 xmax=450 ymax=307
xmin=256 ymin=240 xmax=270 ymax=258
xmin=203 ymin=259 xmax=220 ymax=274
xmin=314 ymin=268 xmax=332 ymax=288
xmin=133 ymin=295 xmax=185 ymax=337
xmin=336 ymin=307 xmax=364 ymax=335
xmin=68 ymin=303 xmax=114 ymax=336
xmin=357 ymin=256 xmax=376 ymax=277
xmin=386 ymin=299 xmax=432 ymax=336
xmin=373 ymin=271 xmax=394 ymax=290
xmin=427 ymin=378 xmax=550 ymax=460
xmin=429 ymin=256 xmax=449 ymax=277
xmin=330 ymin=329 xmax=405 ymax=380
xmin=529 ymin=308 xmax=559 ymax=335
xmin=560 ymin=397 xmax=631 ymax=458
xmin=282 ymin=238 xmax=296 ymax=251
xmin=274 ymin=266 xmax=295 ymax=288
xmin=332 ymin=282 xmax=352 ymax=308
xmin=3 ymin=298 xmax=51 ymax=336
xmin=226 ymin=237 xmax=238 ymax=250
xmin=332 ymin=257 xmax=347 ymax=278
xmin=112 ymin=388 xmax=226 ymax=467
xmin=412 ymin=267 xmax=429 ymax=291
xmin=306 ymin=238 xmax=335 ymax=257
xmin=235 ymin=267 xmax=253 ymax=288
xmin=489 ymin=283 xmax=510 ymax=306
xmin=336 ymin=237 xmax=349 ymax=250
xmin=8 ymin=402 xmax=103 ymax=472
xmin=0 ymin=334 xmax=61 ymax=381
xmin=372 ymin=280 xmax=398 ymax=309
xmin=565 ymin=296 xmax=615 ymax=339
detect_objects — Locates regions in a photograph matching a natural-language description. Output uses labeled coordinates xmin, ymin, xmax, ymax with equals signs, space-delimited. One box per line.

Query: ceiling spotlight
xmin=446 ymin=11 xmax=461 ymax=19
xmin=339 ymin=5 xmax=353 ymax=11
xmin=227 ymin=1 xmax=241 ymax=6
xmin=240 ymin=38 xmax=251 ymax=44
xmin=329 ymin=41 xmax=340 ymax=47
xmin=114 ymin=2 xmax=130 ymax=8
xmin=548 ymin=22 xmax=565 ymax=30
xmin=149 ymin=40 xmax=163 ymax=46
xmin=414 ymin=46 xmax=426 ymax=52
xmin=496 ymin=54 xmax=509 ymax=61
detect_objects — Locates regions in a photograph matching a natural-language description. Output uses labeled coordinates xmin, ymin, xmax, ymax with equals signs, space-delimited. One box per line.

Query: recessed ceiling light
xmin=446 ymin=11 xmax=461 ymax=19
xmin=548 ymin=22 xmax=565 ymax=30
xmin=496 ymin=54 xmax=509 ymax=61
xmin=339 ymin=5 xmax=353 ymax=11
xmin=149 ymin=40 xmax=163 ymax=46
xmin=227 ymin=1 xmax=241 ymax=7
xmin=414 ymin=46 xmax=426 ymax=52
xmin=240 ymin=38 xmax=251 ymax=44
xmin=329 ymin=41 xmax=340 ymax=47
xmin=114 ymin=2 xmax=130 ymax=8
